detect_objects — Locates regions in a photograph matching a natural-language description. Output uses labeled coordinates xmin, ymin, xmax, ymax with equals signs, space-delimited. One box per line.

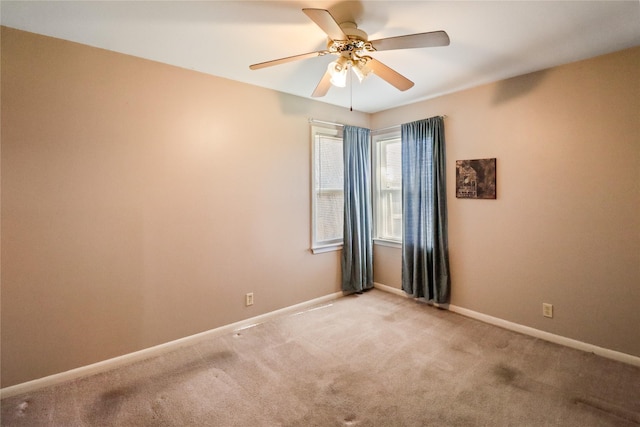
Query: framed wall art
xmin=456 ymin=158 xmax=497 ymax=199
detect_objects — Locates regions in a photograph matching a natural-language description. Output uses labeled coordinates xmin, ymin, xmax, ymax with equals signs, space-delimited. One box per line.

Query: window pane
xmin=316 ymin=190 xmax=343 ymax=242
xmin=380 ymin=189 xmax=402 ymax=240
xmin=315 ymin=135 xmax=343 ymax=191
xmin=383 ymin=142 xmax=401 ymax=190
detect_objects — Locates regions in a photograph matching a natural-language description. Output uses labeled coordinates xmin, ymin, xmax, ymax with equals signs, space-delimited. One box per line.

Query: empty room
xmin=1 ymin=1 xmax=639 ymax=425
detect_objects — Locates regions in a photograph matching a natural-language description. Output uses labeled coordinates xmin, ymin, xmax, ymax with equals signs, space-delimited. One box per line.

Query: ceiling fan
xmin=249 ymin=8 xmax=450 ymax=97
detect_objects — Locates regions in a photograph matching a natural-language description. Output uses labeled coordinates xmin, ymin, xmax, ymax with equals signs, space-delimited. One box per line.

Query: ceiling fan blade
xmin=249 ymin=50 xmax=328 ymax=70
xmin=312 ymin=70 xmax=332 ymax=97
xmin=370 ymin=31 xmax=450 ymax=51
xmin=368 ymin=58 xmax=414 ymax=91
xmin=302 ymin=8 xmax=348 ymax=41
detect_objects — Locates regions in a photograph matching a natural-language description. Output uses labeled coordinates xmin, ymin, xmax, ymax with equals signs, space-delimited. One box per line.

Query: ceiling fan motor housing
xmin=328 ymin=22 xmax=375 ymax=63
xmin=340 ymin=22 xmax=368 ymax=41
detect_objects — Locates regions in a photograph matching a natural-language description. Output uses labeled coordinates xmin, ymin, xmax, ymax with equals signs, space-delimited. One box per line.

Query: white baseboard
xmin=373 ymin=282 xmax=640 ymax=368
xmin=5 ymin=284 xmax=638 ymax=399
xmin=0 ymin=291 xmax=344 ymax=399
xmin=373 ymin=282 xmax=406 ymax=297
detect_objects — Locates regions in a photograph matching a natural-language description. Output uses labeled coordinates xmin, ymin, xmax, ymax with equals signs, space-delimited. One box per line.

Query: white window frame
xmin=373 ymin=129 xmax=402 ymax=248
xmin=310 ymin=125 xmax=344 ymax=254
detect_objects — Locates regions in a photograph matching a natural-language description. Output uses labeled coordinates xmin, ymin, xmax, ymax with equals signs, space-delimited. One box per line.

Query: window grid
xmin=374 ymin=133 xmax=402 ymax=243
xmin=311 ymin=126 xmax=344 ymax=252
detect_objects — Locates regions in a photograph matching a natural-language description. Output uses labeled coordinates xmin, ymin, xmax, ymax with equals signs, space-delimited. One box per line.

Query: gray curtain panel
xmin=401 ymin=117 xmax=450 ymax=303
xmin=342 ymin=125 xmax=373 ymax=293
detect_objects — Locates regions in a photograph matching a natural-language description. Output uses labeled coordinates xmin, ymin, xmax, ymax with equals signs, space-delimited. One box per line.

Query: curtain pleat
xmin=342 ymin=125 xmax=373 ymax=293
xmin=401 ymin=117 xmax=450 ymax=303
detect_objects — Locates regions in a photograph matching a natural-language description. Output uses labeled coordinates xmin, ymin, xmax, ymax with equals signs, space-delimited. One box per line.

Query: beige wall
xmin=0 ymin=27 xmax=369 ymax=387
xmin=2 ymin=26 xmax=638 ymax=389
xmin=371 ymin=47 xmax=640 ymax=358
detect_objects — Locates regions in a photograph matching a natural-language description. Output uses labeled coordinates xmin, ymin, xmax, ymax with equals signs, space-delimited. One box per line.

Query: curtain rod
xmin=309 ymin=116 xmax=447 ymax=133
xmin=373 ymin=124 xmax=400 ymax=133
xmin=374 ymin=115 xmax=448 ymax=133
xmin=308 ymin=118 xmax=343 ymax=127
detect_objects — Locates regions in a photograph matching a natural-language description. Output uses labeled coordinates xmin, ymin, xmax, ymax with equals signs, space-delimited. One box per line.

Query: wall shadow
xmin=491 ymin=69 xmax=548 ymax=105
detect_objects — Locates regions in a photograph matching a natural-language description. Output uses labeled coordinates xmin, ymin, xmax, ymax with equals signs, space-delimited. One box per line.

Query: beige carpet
xmin=2 ymin=289 xmax=639 ymax=426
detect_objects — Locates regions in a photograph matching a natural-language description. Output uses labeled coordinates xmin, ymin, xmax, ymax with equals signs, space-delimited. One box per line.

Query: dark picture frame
xmin=456 ymin=158 xmax=497 ymax=199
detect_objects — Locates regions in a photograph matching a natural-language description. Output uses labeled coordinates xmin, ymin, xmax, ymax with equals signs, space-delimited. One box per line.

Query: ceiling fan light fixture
xmin=328 ymin=57 xmax=349 ymax=87
xmin=352 ymin=58 xmax=373 ymax=83
xmin=330 ymin=69 xmax=348 ymax=87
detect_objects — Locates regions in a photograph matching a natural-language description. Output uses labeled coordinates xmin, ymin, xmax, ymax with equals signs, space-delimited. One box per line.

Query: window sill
xmin=373 ymin=239 xmax=402 ymax=249
xmin=311 ymin=243 xmax=343 ymax=254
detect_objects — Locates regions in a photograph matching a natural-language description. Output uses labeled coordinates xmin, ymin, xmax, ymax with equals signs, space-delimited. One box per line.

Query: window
xmin=311 ymin=125 xmax=343 ymax=253
xmin=373 ymin=130 xmax=402 ymax=245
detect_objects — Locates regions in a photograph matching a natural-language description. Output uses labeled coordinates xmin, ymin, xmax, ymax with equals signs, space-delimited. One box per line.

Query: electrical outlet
xmin=245 ymin=293 xmax=254 ymax=306
xmin=542 ymin=303 xmax=553 ymax=318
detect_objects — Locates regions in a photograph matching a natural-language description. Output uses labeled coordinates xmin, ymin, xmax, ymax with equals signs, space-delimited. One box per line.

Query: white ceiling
xmin=2 ymin=1 xmax=639 ymax=113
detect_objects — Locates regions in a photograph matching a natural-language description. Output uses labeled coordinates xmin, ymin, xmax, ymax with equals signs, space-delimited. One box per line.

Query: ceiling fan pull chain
xmin=350 ymin=70 xmax=353 ymax=112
